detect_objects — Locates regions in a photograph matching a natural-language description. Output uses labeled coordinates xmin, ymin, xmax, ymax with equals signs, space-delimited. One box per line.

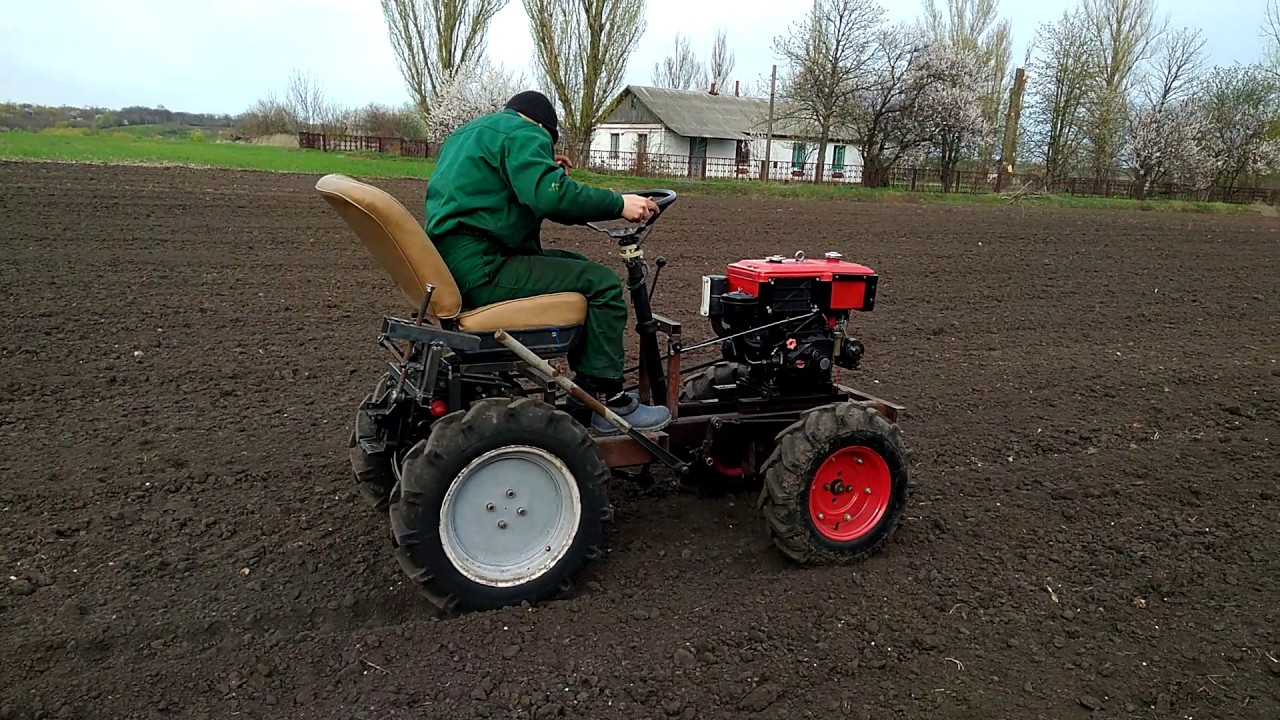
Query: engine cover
xmin=725 ymin=252 xmax=878 ymax=312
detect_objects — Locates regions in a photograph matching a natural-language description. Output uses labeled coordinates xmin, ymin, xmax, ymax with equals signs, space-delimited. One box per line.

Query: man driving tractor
xmin=424 ymin=90 xmax=671 ymax=434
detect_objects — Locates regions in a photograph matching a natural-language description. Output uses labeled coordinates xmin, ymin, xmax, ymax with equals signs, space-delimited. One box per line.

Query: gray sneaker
xmin=590 ymin=393 xmax=671 ymax=435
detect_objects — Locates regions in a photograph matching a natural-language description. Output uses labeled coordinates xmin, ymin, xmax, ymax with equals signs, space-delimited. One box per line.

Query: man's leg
xmin=464 ymin=252 xmax=669 ymax=433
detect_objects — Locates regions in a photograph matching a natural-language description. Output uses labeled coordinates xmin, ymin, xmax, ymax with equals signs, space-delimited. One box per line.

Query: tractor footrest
xmin=593 ymin=431 xmax=669 ymax=468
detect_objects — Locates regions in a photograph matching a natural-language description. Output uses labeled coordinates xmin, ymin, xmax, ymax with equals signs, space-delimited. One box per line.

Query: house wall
xmin=749 ymin=138 xmax=865 ymax=183
xmin=588 ymin=123 xmax=866 ymax=184
xmin=590 ymin=123 xmax=691 ymax=175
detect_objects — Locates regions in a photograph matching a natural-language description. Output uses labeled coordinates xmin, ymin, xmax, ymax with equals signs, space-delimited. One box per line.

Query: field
xmin=1 ymin=159 xmax=1278 ymax=720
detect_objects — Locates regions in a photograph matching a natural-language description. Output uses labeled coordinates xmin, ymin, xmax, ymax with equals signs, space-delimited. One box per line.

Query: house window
xmin=832 ymin=144 xmax=846 ymax=171
xmin=610 ymin=133 xmax=620 ymax=159
xmin=791 ymin=142 xmax=808 ymax=169
xmin=635 ymin=133 xmax=648 ymax=155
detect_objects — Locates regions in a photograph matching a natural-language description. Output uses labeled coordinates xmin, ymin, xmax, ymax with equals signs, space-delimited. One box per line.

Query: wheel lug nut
xmin=486 ymin=503 xmax=495 ymax=512
xmin=517 ymin=507 xmax=526 ymax=516
xmin=864 ymin=487 xmax=871 ymax=494
xmin=497 ymin=520 xmax=507 ymax=529
xmin=843 ymin=514 xmax=851 ymax=521
xmin=817 ymin=513 xmax=825 ymax=520
xmin=856 ymin=458 xmax=863 ymax=464
xmin=506 ymin=489 xmax=515 ymax=498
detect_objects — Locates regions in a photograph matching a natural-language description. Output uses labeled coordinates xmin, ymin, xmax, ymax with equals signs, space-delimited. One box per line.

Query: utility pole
xmin=763 ymin=64 xmax=777 ymax=180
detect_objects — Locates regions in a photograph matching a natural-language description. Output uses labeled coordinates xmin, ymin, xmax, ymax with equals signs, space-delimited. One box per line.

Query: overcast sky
xmin=0 ymin=0 xmax=1270 ymax=114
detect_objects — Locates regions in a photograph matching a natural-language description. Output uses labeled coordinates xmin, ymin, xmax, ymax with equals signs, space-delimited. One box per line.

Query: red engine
xmin=701 ymin=251 xmax=878 ymax=320
xmin=699 ymin=251 xmax=877 ymax=396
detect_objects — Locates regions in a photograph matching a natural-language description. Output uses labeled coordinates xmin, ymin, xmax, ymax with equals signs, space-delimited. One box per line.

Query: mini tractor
xmin=316 ymin=174 xmax=912 ymax=613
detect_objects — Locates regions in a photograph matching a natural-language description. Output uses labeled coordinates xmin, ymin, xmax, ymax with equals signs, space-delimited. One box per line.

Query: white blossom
xmin=911 ymin=43 xmax=995 ymax=189
xmin=425 ymin=60 xmax=526 ymax=144
xmin=1198 ymin=64 xmax=1280 ymax=193
xmin=1125 ymin=99 xmax=1213 ymax=195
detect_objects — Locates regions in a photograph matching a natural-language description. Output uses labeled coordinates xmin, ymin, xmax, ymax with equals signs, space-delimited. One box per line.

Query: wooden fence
xmin=297 ymin=131 xmax=430 ymax=159
xmin=295 ymin=132 xmax=1277 ymax=205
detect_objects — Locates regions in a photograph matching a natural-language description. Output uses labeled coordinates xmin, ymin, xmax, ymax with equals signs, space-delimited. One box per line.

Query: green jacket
xmin=425 ymin=108 xmax=624 ymax=294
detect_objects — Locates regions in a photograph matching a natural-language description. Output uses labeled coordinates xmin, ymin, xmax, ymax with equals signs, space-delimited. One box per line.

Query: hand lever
xmin=649 ymin=256 xmax=666 ymax=300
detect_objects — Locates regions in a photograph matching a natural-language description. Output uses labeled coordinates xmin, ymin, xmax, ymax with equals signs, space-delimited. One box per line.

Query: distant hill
xmin=0 ymin=103 xmax=234 ymax=132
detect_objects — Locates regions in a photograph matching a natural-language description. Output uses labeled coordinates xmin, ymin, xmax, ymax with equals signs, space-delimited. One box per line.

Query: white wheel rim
xmin=439 ymin=445 xmax=582 ymax=588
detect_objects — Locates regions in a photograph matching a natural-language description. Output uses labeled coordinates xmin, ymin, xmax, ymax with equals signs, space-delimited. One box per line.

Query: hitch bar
xmin=492 ymin=329 xmax=690 ymax=477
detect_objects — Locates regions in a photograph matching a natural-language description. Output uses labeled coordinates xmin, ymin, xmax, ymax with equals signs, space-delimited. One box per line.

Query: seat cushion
xmin=456 ymin=292 xmax=588 ymax=332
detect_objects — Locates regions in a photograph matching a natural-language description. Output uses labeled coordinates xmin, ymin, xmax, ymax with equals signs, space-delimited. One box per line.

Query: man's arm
xmin=502 ymin=128 xmax=624 ymax=223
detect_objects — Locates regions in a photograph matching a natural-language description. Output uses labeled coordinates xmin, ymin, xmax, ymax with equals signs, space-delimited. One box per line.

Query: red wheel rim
xmin=807 ymin=445 xmax=892 ymax=542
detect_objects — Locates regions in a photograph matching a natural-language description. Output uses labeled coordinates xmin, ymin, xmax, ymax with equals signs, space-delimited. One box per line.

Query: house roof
xmin=616 ymin=85 xmax=857 ymax=143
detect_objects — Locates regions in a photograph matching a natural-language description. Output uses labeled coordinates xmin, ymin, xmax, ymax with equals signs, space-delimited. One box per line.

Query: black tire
xmin=678 ymin=362 xmax=763 ymax=495
xmin=757 ymin=401 xmax=910 ymax=565
xmin=678 ymin=362 xmax=741 ymax=403
xmin=349 ymin=374 xmax=396 ymax=512
xmin=388 ymin=397 xmax=611 ymax=613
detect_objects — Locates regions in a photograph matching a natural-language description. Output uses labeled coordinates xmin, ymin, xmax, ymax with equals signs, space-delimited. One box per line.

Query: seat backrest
xmin=315 ymin=173 xmax=462 ymax=320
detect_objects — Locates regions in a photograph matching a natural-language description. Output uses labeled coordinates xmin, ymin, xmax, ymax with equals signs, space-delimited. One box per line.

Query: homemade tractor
xmin=316 ymin=174 xmax=912 ymax=613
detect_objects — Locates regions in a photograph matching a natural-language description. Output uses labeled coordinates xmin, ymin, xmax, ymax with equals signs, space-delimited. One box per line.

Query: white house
xmin=588 ymin=85 xmax=863 ymax=183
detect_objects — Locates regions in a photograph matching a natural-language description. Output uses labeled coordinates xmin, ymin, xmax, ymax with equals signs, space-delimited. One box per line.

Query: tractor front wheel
xmin=758 ymin=402 xmax=910 ymax=565
xmin=388 ymin=397 xmax=611 ymax=613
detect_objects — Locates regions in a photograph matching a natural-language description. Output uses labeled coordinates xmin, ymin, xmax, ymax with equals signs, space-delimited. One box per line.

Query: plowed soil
xmin=1 ymin=161 xmax=1277 ymax=720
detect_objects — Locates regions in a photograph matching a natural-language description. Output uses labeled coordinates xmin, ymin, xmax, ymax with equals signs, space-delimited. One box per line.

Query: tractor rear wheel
xmin=388 ymin=397 xmax=611 ymax=613
xmin=758 ymin=402 xmax=910 ymax=565
xmin=349 ymin=373 xmax=396 ymax=512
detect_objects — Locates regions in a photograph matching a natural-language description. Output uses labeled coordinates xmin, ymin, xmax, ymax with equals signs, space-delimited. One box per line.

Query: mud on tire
xmin=679 ymin=362 xmax=767 ymax=495
xmin=388 ymin=397 xmax=611 ymax=613
xmin=349 ymin=373 xmax=396 ymax=512
xmin=678 ymin=362 xmax=741 ymax=403
xmin=758 ymin=401 xmax=910 ymax=565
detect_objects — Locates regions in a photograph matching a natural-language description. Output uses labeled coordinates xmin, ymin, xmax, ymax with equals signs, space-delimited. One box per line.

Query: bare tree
xmin=1136 ymin=26 xmax=1206 ymax=109
xmin=524 ymin=0 xmax=647 ymax=161
xmin=1266 ymin=0 xmax=1280 ymax=76
xmin=847 ymin=23 xmax=946 ymax=187
xmin=772 ymin=0 xmax=885 ymax=183
xmin=380 ymin=0 xmax=511 ymax=118
xmin=286 ymin=68 xmax=326 ymax=130
xmin=1025 ymin=9 xmax=1096 ymax=187
xmin=653 ymin=33 xmax=707 ymax=90
xmin=1078 ymin=0 xmax=1168 ymax=189
xmin=708 ymin=27 xmax=736 ymax=91
xmin=919 ymin=0 xmax=1013 ymax=165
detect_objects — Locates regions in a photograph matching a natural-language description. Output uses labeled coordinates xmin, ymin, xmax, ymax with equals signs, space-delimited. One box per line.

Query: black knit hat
xmin=505 ymin=90 xmax=559 ymax=145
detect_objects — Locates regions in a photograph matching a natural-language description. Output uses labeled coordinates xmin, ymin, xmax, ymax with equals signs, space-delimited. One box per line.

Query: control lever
xmin=649 ymin=256 xmax=666 ymax=300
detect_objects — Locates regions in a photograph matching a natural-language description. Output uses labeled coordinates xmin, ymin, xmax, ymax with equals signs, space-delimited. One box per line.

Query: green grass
xmin=0 ymin=130 xmax=434 ymax=178
xmin=0 ymin=130 xmax=1250 ymax=213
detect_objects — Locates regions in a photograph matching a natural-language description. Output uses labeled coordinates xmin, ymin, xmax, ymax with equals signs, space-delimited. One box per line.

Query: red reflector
xmin=429 ymin=400 xmax=448 ymax=416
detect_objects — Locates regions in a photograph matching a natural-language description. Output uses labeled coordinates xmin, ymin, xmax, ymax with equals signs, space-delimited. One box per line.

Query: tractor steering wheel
xmin=585 ymin=188 xmax=678 ymax=244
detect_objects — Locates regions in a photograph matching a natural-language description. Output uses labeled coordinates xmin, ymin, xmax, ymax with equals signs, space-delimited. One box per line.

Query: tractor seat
xmin=314 ymin=174 xmax=587 ymax=355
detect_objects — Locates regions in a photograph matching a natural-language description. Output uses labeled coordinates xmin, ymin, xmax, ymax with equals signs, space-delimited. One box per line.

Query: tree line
xmin=151 ymin=0 xmax=1276 ymax=197
xmin=0 ymin=103 xmax=234 ymax=132
xmin=357 ymin=0 xmax=1280 ymax=194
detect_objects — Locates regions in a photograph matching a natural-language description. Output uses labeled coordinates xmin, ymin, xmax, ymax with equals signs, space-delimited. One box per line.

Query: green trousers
xmin=463 ymin=248 xmax=627 ymax=380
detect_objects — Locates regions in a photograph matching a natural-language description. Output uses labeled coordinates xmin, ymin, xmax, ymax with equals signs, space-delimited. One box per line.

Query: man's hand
xmin=620 ymin=194 xmax=659 ymax=223
xmin=554 ymin=154 xmax=573 ymax=173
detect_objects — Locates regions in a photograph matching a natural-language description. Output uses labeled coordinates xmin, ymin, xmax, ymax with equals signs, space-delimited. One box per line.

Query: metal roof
xmin=620 ymin=85 xmax=857 ymax=143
